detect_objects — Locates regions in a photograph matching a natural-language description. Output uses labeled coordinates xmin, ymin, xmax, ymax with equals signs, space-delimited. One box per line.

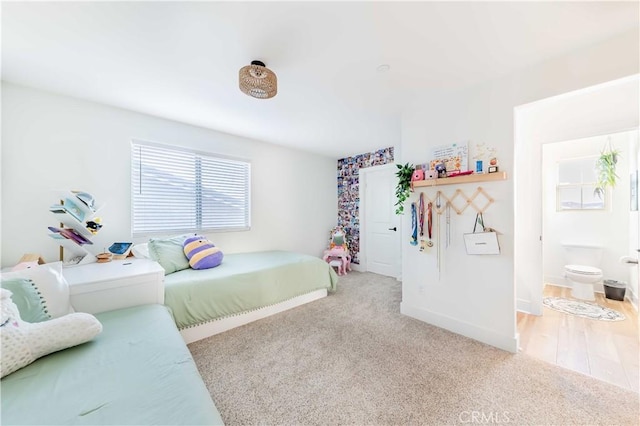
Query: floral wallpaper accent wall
xmin=337 ymin=147 xmax=394 ymax=264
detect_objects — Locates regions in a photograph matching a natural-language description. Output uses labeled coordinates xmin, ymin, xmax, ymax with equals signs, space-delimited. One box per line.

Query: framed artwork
xmin=430 ymin=142 xmax=468 ymax=173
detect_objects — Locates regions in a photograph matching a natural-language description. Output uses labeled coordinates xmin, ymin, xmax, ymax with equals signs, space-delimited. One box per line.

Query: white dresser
xmin=62 ymin=258 xmax=165 ymax=314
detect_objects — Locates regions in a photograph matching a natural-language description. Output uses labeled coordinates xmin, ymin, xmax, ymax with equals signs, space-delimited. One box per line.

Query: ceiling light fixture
xmin=239 ymin=60 xmax=277 ymax=99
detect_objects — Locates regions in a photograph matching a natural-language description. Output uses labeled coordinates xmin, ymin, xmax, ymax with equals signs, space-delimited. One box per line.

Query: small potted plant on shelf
xmin=594 ymin=141 xmax=619 ymax=199
xmin=395 ymin=163 xmax=415 ymax=215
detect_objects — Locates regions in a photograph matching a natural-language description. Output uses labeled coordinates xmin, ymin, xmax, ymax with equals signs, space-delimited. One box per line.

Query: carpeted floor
xmin=189 ymin=271 xmax=639 ymax=425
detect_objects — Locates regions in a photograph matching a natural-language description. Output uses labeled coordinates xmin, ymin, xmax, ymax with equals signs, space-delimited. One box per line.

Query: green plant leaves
xmin=594 ymin=144 xmax=620 ymax=199
xmin=395 ymin=163 xmax=415 ymax=214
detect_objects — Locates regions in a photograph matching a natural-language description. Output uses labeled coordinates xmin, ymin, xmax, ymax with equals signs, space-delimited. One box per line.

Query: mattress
xmin=1 ymin=305 xmax=223 ymax=425
xmin=164 ymin=250 xmax=338 ymax=329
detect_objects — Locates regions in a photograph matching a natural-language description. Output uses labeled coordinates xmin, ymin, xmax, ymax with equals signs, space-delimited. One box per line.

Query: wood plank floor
xmin=518 ymin=285 xmax=639 ymax=392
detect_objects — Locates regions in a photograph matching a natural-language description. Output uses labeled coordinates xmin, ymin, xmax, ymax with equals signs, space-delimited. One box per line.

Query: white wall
xmin=1 ymin=83 xmax=338 ymax=267
xmin=399 ymin=29 xmax=639 ymax=352
xmin=542 ymin=132 xmax=632 ymax=293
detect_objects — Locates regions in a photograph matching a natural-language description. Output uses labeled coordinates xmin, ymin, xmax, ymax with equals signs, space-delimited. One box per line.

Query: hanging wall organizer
xmin=418 ymin=186 xmax=494 ymax=216
xmin=411 ymin=171 xmax=506 ymax=216
xmin=409 ymin=172 xmax=508 ymax=275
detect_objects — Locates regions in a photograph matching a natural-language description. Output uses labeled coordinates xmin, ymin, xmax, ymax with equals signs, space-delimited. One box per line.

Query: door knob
xmin=388 ymin=227 xmax=397 ymax=232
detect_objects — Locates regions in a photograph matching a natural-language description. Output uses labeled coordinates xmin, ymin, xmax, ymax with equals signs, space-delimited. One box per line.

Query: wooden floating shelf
xmin=412 ymin=171 xmax=507 ymax=188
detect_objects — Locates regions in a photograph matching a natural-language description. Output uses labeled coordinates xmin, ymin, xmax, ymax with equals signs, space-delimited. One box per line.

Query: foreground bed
xmin=1 ymin=305 xmax=223 ymax=425
xmin=164 ymin=250 xmax=338 ymax=343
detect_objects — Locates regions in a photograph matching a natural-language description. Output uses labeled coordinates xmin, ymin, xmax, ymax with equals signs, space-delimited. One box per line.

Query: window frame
xmin=130 ymin=139 xmax=251 ymax=237
xmin=555 ymin=156 xmax=606 ymax=211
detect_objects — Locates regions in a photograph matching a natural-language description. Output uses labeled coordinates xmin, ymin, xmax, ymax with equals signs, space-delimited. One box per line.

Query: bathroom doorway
xmin=513 ymin=75 xmax=639 ymax=391
xmin=517 ymin=130 xmax=639 ymax=392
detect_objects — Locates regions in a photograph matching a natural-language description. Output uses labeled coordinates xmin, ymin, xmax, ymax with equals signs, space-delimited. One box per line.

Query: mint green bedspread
xmin=1 ymin=305 xmax=223 ymax=425
xmin=165 ymin=250 xmax=338 ymax=329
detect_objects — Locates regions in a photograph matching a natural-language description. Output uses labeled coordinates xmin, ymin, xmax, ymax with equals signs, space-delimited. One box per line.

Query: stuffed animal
xmin=0 ymin=288 xmax=102 ymax=378
xmin=183 ymin=236 xmax=223 ymax=270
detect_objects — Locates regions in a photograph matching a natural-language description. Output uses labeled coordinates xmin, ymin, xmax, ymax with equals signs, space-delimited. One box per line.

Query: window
xmin=131 ymin=141 xmax=251 ymax=236
xmin=556 ymin=156 xmax=605 ymax=211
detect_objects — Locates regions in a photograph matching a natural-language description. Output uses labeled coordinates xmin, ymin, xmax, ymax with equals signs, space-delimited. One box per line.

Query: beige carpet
xmin=189 ymin=272 xmax=639 ymax=425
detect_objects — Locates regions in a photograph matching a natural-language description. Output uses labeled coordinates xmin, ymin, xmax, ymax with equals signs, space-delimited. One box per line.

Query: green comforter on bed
xmin=164 ymin=250 xmax=338 ymax=329
xmin=1 ymin=305 xmax=223 ymax=425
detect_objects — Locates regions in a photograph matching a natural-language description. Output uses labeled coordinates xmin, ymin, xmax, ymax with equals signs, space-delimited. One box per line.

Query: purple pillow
xmin=183 ymin=236 xmax=223 ymax=270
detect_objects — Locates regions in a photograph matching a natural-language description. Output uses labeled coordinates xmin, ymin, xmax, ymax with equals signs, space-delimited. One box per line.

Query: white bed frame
xmin=180 ymin=289 xmax=328 ymax=344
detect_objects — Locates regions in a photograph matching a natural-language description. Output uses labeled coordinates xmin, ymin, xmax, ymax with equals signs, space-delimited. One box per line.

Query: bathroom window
xmin=556 ymin=157 xmax=605 ymax=211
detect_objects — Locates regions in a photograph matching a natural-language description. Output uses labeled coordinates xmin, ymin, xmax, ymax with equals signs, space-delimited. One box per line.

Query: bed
xmin=1 ymin=304 xmax=223 ymax=425
xmin=164 ymin=250 xmax=338 ymax=343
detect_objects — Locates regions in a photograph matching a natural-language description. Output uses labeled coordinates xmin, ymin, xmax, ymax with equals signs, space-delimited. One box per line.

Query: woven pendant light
xmin=239 ymin=60 xmax=277 ymax=99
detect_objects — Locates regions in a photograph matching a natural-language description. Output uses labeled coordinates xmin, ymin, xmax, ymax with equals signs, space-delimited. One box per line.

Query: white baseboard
xmin=400 ymin=302 xmax=519 ymax=353
xmin=350 ymin=263 xmax=365 ymax=272
xmin=517 ymin=299 xmax=533 ymax=315
xmin=180 ymin=289 xmax=328 ymax=344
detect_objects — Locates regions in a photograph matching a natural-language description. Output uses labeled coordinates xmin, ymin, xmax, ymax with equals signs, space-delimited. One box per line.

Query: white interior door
xmin=362 ymin=165 xmax=400 ymax=278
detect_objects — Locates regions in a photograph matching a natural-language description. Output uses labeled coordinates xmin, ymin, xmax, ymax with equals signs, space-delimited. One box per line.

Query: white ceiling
xmin=2 ymin=1 xmax=638 ymax=158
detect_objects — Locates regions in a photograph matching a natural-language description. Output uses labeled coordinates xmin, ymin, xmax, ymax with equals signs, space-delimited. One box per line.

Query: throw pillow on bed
xmin=148 ymin=235 xmax=191 ymax=275
xmin=1 ymin=288 xmax=102 ymax=378
xmin=183 ymin=236 xmax=223 ymax=270
xmin=0 ymin=278 xmax=50 ymax=323
xmin=1 ymin=262 xmax=74 ymax=319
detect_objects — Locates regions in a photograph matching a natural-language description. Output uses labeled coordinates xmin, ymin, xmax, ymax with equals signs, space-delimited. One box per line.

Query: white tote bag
xmin=463 ymin=213 xmax=500 ymax=255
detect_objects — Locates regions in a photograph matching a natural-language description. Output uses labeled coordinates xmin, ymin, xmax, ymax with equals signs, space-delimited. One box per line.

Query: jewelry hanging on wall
xmin=427 ymin=202 xmax=434 ymax=248
xmin=410 ymin=202 xmax=418 ymax=246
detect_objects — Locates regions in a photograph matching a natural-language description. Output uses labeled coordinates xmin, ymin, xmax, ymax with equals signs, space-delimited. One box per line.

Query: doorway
xmin=514 ymin=74 xmax=639 ymax=315
xmin=518 ymin=130 xmax=639 ymax=392
xmin=359 ymin=164 xmax=401 ymax=279
xmin=514 ymin=75 xmax=639 ymax=391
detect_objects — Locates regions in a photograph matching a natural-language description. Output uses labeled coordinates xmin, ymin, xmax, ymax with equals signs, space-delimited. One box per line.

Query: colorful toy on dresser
xmin=323 ymin=226 xmax=351 ymax=276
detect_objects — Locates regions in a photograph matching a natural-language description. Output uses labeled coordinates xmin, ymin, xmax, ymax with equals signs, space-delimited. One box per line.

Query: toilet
xmin=562 ymin=244 xmax=603 ymax=301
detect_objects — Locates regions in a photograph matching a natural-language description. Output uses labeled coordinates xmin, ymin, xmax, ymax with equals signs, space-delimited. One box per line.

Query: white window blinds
xmin=131 ymin=141 xmax=251 ymax=236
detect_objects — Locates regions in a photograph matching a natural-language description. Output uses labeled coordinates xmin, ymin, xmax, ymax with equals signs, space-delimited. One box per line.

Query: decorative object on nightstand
xmin=49 ymin=191 xmax=104 ymax=267
xmin=96 ymin=252 xmax=112 ymax=263
xmin=12 ymin=254 xmax=46 ymax=271
xmin=108 ymin=242 xmax=133 ymax=260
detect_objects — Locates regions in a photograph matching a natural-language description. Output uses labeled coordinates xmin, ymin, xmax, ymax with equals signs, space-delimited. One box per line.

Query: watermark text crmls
xmin=459 ymin=410 xmax=511 ymax=424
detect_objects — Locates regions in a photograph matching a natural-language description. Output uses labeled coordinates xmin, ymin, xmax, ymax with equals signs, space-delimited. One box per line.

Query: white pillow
xmin=1 ymin=262 xmax=73 ymax=318
xmin=1 ymin=288 xmax=102 ymax=378
xmin=131 ymin=243 xmax=151 ymax=259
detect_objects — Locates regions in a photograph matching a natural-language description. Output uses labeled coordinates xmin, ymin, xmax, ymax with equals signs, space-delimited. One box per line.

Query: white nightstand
xmin=62 ymin=258 xmax=165 ymax=314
